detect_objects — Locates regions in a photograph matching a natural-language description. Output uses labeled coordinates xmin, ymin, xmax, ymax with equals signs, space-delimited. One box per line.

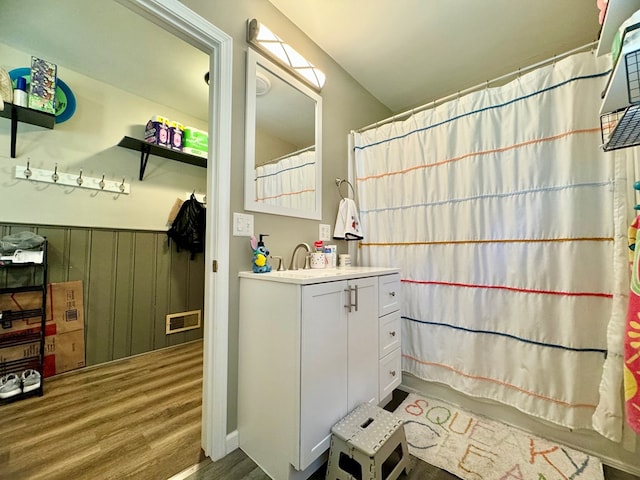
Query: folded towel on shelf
xmin=333 ymin=198 xmax=364 ymax=240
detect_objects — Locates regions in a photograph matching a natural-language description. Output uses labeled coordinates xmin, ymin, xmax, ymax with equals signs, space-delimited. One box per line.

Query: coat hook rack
xmin=14 ymin=165 xmax=131 ymax=194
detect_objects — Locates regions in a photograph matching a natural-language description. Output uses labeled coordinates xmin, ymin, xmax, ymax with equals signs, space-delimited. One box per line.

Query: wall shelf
xmin=598 ymin=1 xmax=640 ymax=151
xmin=117 ymin=136 xmax=207 ymax=180
xmin=596 ymin=0 xmax=640 ymax=56
xmin=0 ymin=104 xmax=55 ymax=158
xmin=601 ymin=104 xmax=640 ymax=150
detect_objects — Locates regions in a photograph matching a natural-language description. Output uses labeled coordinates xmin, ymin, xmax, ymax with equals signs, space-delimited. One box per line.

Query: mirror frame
xmin=244 ymin=48 xmax=323 ymax=220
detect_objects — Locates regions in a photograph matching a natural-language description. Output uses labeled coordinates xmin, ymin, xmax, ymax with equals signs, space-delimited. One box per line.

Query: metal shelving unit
xmin=0 ymin=240 xmax=48 ymax=405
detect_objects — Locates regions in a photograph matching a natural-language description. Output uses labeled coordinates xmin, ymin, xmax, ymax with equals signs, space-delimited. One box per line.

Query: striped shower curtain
xmin=353 ymin=51 xmax=631 ymax=441
xmin=254 ymin=148 xmax=316 ymax=211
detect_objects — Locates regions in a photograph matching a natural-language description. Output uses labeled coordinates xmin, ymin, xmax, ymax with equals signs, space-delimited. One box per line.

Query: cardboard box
xmin=55 ymin=330 xmax=85 ymax=374
xmin=0 ymin=281 xmax=85 ymax=377
xmin=0 ymin=290 xmax=48 ymax=335
xmin=0 ymin=323 xmax=56 ymax=377
xmin=48 ymin=280 xmax=84 ymax=334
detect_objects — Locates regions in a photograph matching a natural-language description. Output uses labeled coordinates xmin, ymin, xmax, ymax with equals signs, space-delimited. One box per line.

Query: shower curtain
xmin=353 ymin=51 xmax=631 ymax=441
xmin=254 ymin=148 xmax=315 ymax=211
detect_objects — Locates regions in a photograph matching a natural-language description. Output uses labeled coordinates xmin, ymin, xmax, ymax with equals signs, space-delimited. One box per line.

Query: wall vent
xmin=166 ymin=310 xmax=201 ymax=334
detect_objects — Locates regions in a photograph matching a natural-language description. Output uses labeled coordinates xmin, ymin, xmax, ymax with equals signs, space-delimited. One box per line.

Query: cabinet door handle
xmin=354 ymin=284 xmax=359 ymax=312
xmin=389 ymin=291 xmax=396 ymax=297
xmin=344 ymin=285 xmax=359 ymax=312
xmin=389 ymin=331 xmax=396 ymax=337
xmin=390 ymin=370 xmax=396 ymax=377
xmin=344 ymin=287 xmax=353 ymax=312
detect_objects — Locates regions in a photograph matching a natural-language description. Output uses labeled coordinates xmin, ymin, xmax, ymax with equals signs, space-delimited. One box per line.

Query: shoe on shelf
xmin=0 ymin=373 xmax=22 ymax=399
xmin=21 ymin=369 xmax=41 ymax=393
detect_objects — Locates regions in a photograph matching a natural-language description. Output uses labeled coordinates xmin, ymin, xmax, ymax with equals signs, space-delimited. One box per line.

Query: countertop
xmin=238 ymin=266 xmax=400 ymax=285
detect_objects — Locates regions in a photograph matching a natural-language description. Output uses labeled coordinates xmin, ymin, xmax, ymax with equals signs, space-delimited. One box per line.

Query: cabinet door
xmin=347 ymin=276 xmax=379 ymax=411
xmin=299 ymin=280 xmax=348 ymax=470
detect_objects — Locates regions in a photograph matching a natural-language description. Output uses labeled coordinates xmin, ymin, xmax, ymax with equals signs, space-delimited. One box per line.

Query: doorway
xmin=118 ymin=0 xmax=233 ymax=460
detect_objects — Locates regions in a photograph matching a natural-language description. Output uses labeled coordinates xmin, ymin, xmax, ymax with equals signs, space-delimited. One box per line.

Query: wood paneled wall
xmin=0 ymin=223 xmax=204 ymax=367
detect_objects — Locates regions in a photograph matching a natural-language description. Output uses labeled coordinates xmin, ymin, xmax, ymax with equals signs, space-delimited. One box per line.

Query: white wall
xmin=0 ymin=43 xmax=207 ymax=231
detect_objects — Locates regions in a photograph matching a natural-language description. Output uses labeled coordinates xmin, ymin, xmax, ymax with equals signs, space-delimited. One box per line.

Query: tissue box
xmin=145 ymin=115 xmax=170 ymax=147
xmin=28 ymin=56 xmax=57 ymax=114
xmin=183 ymin=126 xmax=208 ymax=157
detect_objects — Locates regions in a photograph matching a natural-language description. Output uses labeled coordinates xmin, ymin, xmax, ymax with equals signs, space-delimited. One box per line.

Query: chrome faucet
xmin=288 ymin=243 xmax=312 ymax=270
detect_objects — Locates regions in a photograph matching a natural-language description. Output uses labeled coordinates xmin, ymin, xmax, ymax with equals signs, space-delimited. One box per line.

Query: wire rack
xmin=601 ymin=45 xmax=640 ymax=151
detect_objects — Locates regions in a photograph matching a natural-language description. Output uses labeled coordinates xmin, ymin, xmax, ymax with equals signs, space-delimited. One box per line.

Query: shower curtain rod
xmin=354 ymin=41 xmax=598 ymax=134
xmin=257 ymin=145 xmax=315 ymax=167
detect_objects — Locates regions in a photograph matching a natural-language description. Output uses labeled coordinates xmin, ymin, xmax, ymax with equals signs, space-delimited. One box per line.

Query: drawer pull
xmin=389 ymin=331 xmax=396 ymax=337
xmin=389 ymin=291 xmax=396 ymax=297
xmin=390 ymin=370 xmax=396 ymax=377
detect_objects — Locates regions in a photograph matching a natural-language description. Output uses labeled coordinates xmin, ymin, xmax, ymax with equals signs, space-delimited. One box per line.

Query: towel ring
xmin=335 ymin=178 xmax=355 ymax=200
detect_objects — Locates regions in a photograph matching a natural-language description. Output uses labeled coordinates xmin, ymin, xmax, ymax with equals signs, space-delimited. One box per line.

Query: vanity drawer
xmin=378 ymin=273 xmax=401 ymax=317
xmin=379 ymin=348 xmax=401 ymax=401
xmin=379 ymin=310 xmax=401 ymax=360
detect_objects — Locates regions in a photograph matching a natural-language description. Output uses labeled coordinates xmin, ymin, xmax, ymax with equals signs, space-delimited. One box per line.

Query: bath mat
xmin=395 ymin=393 xmax=604 ymax=480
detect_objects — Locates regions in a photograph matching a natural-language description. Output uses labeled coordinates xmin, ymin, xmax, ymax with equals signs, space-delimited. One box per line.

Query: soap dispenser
xmin=250 ymin=234 xmax=272 ymax=273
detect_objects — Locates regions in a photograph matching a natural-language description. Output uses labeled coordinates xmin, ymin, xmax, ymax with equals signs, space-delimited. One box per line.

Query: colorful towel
xmin=625 ymin=217 xmax=640 ymax=434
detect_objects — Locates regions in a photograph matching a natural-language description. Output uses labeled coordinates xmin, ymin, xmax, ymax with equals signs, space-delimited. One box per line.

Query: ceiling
xmin=0 ymin=0 xmax=210 ymax=122
xmin=268 ymin=0 xmax=603 ymax=113
xmin=0 ymin=1 xmax=603 ymax=123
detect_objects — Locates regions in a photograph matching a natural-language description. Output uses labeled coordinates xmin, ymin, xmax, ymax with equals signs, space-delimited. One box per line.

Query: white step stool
xmin=326 ymin=403 xmax=411 ymax=480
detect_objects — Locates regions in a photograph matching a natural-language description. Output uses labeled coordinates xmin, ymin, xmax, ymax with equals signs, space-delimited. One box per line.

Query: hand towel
xmin=625 ymin=216 xmax=640 ymax=434
xmin=333 ymin=198 xmax=363 ymax=240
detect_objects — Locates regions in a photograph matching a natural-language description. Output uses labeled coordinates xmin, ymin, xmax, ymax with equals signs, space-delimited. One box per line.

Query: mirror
xmin=244 ymin=48 xmax=322 ymax=220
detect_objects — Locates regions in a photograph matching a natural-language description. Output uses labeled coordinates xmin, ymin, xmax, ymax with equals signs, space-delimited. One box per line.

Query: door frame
xmin=116 ymin=0 xmax=232 ymax=461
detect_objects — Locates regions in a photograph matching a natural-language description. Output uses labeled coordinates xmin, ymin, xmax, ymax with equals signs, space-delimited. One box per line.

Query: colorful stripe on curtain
xmin=353 ymin=51 xmax=629 ymax=441
xmin=254 ymin=148 xmax=316 ymax=211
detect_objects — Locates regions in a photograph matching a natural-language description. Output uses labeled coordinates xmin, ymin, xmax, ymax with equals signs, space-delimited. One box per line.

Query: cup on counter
xmin=338 ymin=254 xmax=351 ymax=268
xmin=310 ymin=252 xmax=326 ymax=269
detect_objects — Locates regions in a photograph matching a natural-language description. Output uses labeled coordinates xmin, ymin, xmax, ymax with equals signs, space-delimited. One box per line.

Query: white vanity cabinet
xmin=238 ymin=267 xmax=400 ymax=480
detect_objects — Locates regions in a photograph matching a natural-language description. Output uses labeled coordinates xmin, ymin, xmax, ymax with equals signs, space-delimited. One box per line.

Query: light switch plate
xmin=233 ymin=212 xmax=254 ymax=237
xmin=319 ymin=223 xmax=331 ymax=241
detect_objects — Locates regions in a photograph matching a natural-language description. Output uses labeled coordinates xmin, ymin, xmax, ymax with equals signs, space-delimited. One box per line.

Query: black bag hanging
xmin=167 ymin=194 xmax=206 ymax=259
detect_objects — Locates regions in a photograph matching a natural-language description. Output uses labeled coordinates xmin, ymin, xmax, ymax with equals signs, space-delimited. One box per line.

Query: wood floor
xmin=2 ymin=340 xmax=636 ymax=480
xmin=0 ymin=340 xmax=205 ymax=480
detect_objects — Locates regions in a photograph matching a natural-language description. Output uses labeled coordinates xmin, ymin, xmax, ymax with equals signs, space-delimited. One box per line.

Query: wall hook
xmin=14 ymin=165 xmax=130 ymax=195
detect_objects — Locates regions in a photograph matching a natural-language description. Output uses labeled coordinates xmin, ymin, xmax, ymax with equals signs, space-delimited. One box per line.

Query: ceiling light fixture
xmin=246 ymin=18 xmax=325 ymax=91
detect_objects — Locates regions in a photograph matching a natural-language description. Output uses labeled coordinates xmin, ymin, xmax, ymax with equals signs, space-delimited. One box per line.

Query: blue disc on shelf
xmin=9 ymin=67 xmax=76 ymax=124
